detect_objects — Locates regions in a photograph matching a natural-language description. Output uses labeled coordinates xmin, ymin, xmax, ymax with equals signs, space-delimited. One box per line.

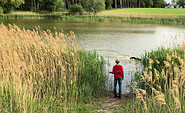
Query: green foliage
xmin=77 ymin=50 xmax=106 ymax=99
xmin=0 ymin=0 xmax=24 ymax=13
xmin=105 ymin=0 xmax=113 ymax=9
xmin=124 ymin=46 xmax=185 ymax=113
xmin=152 ymin=0 xmax=167 ymax=8
xmin=177 ymin=0 xmax=185 ymax=8
xmin=140 ymin=2 xmax=146 ymax=8
xmin=41 ymin=0 xmax=64 ymax=12
xmin=0 ymin=7 xmax=3 ymax=14
xmin=145 ymin=0 xmax=153 ymax=8
xmin=0 ymin=14 xmax=185 ymax=25
xmin=172 ymin=0 xmax=185 ymax=8
xmin=69 ymin=4 xmax=83 ymax=15
xmin=140 ymin=47 xmax=184 ymax=93
xmin=137 ymin=0 xmax=165 ymax=8
xmin=11 ymin=0 xmax=25 ymax=8
xmin=82 ymin=0 xmax=105 ymax=14
xmin=141 ymin=47 xmax=184 ymax=71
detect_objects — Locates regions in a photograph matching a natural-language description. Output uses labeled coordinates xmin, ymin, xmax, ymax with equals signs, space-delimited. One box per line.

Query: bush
xmin=0 ymin=7 xmax=3 ymax=14
xmin=69 ymin=4 xmax=83 ymax=15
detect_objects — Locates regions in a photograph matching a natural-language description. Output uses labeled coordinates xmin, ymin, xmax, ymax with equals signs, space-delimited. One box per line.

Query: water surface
xmin=1 ymin=19 xmax=184 ymax=93
xmin=1 ymin=19 xmax=184 ymax=59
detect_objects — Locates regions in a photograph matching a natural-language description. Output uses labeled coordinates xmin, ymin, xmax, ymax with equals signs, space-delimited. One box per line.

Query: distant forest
xmin=0 ymin=0 xmax=184 ymax=13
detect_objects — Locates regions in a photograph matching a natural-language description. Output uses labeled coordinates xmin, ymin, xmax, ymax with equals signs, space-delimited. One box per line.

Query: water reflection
xmin=0 ymin=19 xmax=184 ymax=59
xmin=0 ymin=19 xmax=184 ymax=94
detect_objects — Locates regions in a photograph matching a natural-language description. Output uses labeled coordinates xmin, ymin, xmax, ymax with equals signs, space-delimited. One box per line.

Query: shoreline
xmin=0 ymin=14 xmax=185 ymax=25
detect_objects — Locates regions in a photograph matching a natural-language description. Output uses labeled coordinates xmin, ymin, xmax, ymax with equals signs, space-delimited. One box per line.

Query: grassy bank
xmin=1 ymin=8 xmax=185 ymax=25
xmin=98 ymin=8 xmax=185 ymax=18
xmin=0 ymin=14 xmax=185 ymax=25
xmin=0 ymin=24 xmax=106 ymax=112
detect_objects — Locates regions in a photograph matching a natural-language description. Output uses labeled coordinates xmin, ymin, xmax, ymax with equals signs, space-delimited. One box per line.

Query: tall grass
xmin=0 ymin=14 xmax=185 ymax=25
xmin=0 ymin=24 xmax=106 ymax=112
xmin=125 ymin=45 xmax=185 ymax=112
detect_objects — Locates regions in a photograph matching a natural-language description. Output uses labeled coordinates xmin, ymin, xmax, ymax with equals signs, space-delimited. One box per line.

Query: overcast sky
xmin=165 ymin=0 xmax=172 ymax=3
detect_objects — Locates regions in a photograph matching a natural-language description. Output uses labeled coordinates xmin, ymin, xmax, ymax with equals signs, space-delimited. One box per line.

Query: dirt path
xmin=97 ymin=92 xmax=132 ymax=113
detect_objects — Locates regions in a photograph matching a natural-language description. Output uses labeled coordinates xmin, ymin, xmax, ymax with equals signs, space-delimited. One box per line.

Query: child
xmin=109 ymin=59 xmax=124 ymax=99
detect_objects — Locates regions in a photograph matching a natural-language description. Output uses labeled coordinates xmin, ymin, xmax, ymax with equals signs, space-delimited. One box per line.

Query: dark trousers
xmin=114 ymin=78 xmax=122 ymax=97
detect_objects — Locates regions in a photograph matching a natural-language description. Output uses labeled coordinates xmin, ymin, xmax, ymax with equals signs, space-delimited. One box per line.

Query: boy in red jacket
xmin=109 ymin=59 xmax=124 ymax=99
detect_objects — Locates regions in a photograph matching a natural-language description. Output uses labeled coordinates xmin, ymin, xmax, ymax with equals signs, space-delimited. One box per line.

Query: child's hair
xmin=115 ymin=59 xmax=120 ymax=64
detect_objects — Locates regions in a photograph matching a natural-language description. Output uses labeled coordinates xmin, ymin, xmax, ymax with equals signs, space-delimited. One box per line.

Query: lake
xmin=1 ymin=19 xmax=184 ymax=93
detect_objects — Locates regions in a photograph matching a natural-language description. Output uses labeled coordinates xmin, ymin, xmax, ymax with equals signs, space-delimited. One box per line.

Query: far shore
xmin=0 ymin=8 xmax=185 ymax=25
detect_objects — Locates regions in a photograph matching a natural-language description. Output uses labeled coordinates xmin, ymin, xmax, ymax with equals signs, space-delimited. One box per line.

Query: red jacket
xmin=109 ymin=64 xmax=124 ymax=79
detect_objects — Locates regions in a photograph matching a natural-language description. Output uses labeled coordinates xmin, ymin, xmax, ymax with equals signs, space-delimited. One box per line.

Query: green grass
xmin=0 ymin=8 xmax=185 ymax=25
xmin=101 ymin=8 xmax=185 ymax=15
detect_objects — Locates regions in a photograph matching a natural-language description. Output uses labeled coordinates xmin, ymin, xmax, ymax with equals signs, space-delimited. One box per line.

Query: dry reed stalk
xmin=135 ymin=89 xmax=148 ymax=112
xmin=0 ymin=23 xmax=81 ymax=112
xmin=134 ymin=45 xmax=185 ymax=112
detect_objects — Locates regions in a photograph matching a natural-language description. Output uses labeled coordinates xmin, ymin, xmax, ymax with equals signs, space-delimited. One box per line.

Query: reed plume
xmin=0 ymin=24 xmax=106 ymax=112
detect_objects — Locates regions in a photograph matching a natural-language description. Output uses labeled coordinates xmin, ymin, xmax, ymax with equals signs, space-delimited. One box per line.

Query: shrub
xmin=0 ymin=7 xmax=3 ymax=14
xmin=69 ymin=4 xmax=83 ymax=15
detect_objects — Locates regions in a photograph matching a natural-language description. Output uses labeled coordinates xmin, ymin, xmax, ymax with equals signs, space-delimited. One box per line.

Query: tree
xmin=145 ymin=0 xmax=153 ymax=7
xmin=69 ymin=4 xmax=83 ymax=15
xmin=0 ymin=0 xmax=25 ymax=13
xmin=173 ymin=0 xmax=185 ymax=8
xmin=152 ymin=0 xmax=167 ymax=8
xmin=177 ymin=0 xmax=185 ymax=7
xmin=105 ymin=0 xmax=113 ymax=9
xmin=41 ymin=0 xmax=64 ymax=12
xmin=22 ymin=0 xmax=42 ymax=11
xmin=139 ymin=0 xmax=153 ymax=8
xmin=120 ymin=0 xmax=123 ymax=8
xmin=82 ymin=0 xmax=105 ymax=15
xmin=0 ymin=7 xmax=3 ymax=14
xmin=114 ymin=0 xmax=117 ymax=8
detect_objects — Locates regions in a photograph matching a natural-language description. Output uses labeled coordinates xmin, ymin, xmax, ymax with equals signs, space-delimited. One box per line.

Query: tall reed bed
xmin=124 ymin=46 xmax=185 ymax=113
xmin=0 ymin=24 xmax=106 ymax=112
xmin=0 ymin=14 xmax=185 ymax=25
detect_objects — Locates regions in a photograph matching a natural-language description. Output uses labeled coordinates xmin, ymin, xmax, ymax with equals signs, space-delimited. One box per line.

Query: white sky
xmin=165 ymin=0 xmax=172 ymax=3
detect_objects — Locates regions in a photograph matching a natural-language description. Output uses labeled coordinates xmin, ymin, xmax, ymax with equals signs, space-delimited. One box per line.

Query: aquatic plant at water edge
xmin=125 ymin=46 xmax=185 ymax=113
xmin=0 ymin=24 xmax=106 ymax=112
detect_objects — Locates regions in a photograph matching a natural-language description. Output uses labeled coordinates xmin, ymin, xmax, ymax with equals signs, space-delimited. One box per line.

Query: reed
xmin=0 ymin=24 xmax=106 ymax=112
xmin=125 ymin=44 xmax=185 ymax=112
xmin=0 ymin=14 xmax=185 ymax=25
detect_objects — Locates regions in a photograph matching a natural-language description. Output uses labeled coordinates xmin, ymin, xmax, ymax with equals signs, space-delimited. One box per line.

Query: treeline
xmin=0 ymin=0 xmax=64 ymax=13
xmin=63 ymin=0 xmax=167 ymax=9
xmin=0 ymin=0 xmax=184 ymax=14
xmin=21 ymin=0 xmax=167 ymax=11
